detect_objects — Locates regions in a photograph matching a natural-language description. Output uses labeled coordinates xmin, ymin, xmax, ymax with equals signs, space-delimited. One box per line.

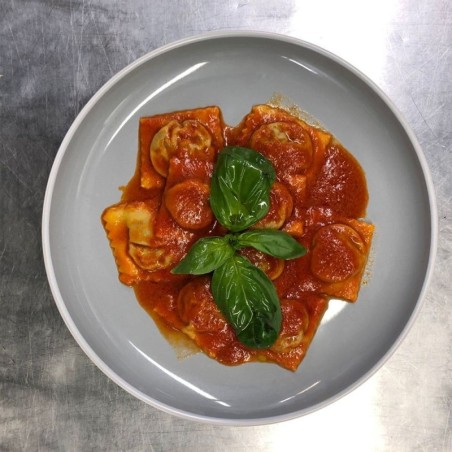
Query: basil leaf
xmin=212 ymin=255 xmax=281 ymax=349
xmin=236 ymin=229 xmax=307 ymax=259
xmin=171 ymin=237 xmax=234 ymax=275
xmin=210 ymin=146 xmax=276 ymax=232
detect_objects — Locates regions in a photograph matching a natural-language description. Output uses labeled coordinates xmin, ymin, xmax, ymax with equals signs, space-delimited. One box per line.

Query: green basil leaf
xmin=236 ymin=229 xmax=307 ymax=259
xmin=211 ymin=255 xmax=281 ymax=349
xmin=210 ymin=146 xmax=276 ymax=232
xmin=171 ymin=237 xmax=234 ymax=275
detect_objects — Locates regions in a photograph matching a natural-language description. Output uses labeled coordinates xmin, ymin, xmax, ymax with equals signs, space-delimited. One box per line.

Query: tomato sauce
xmin=102 ymin=104 xmax=374 ymax=371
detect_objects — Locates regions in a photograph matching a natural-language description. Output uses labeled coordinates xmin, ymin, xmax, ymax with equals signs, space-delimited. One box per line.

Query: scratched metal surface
xmin=0 ymin=0 xmax=450 ymax=450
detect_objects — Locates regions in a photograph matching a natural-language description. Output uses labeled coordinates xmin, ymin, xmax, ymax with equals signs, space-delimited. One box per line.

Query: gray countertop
xmin=1 ymin=1 xmax=450 ymax=450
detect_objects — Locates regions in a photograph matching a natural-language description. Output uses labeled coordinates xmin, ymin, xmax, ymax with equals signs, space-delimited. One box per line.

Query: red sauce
xmin=305 ymin=141 xmax=369 ymax=218
xmin=103 ymin=104 xmax=374 ymax=371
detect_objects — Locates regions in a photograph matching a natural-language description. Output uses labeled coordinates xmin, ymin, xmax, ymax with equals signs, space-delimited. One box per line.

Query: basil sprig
xmin=172 ymin=146 xmax=306 ymax=349
xmin=172 ymin=230 xmax=305 ymax=275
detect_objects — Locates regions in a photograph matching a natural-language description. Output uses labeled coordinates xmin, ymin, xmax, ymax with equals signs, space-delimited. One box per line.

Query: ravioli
xmin=139 ymin=106 xmax=225 ymax=189
xmin=102 ymin=104 xmax=374 ymax=371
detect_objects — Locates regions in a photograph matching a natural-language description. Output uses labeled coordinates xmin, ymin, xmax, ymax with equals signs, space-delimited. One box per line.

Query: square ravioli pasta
xmin=139 ymin=106 xmax=225 ymax=189
xmin=102 ymin=104 xmax=374 ymax=371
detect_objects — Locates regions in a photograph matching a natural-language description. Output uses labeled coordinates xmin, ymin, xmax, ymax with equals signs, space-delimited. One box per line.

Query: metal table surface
xmin=1 ymin=1 xmax=450 ymax=450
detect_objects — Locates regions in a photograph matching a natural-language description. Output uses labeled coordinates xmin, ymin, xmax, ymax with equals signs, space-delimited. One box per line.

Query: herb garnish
xmin=172 ymin=146 xmax=306 ymax=349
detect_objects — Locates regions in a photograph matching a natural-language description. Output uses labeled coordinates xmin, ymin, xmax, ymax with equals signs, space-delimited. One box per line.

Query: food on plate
xmin=102 ymin=104 xmax=374 ymax=371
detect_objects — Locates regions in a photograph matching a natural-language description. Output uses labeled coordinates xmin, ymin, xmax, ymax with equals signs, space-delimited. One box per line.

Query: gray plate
xmin=42 ymin=31 xmax=437 ymax=425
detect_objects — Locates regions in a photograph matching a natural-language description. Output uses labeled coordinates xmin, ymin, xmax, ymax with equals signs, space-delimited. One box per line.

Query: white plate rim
xmin=41 ymin=30 xmax=438 ymax=425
